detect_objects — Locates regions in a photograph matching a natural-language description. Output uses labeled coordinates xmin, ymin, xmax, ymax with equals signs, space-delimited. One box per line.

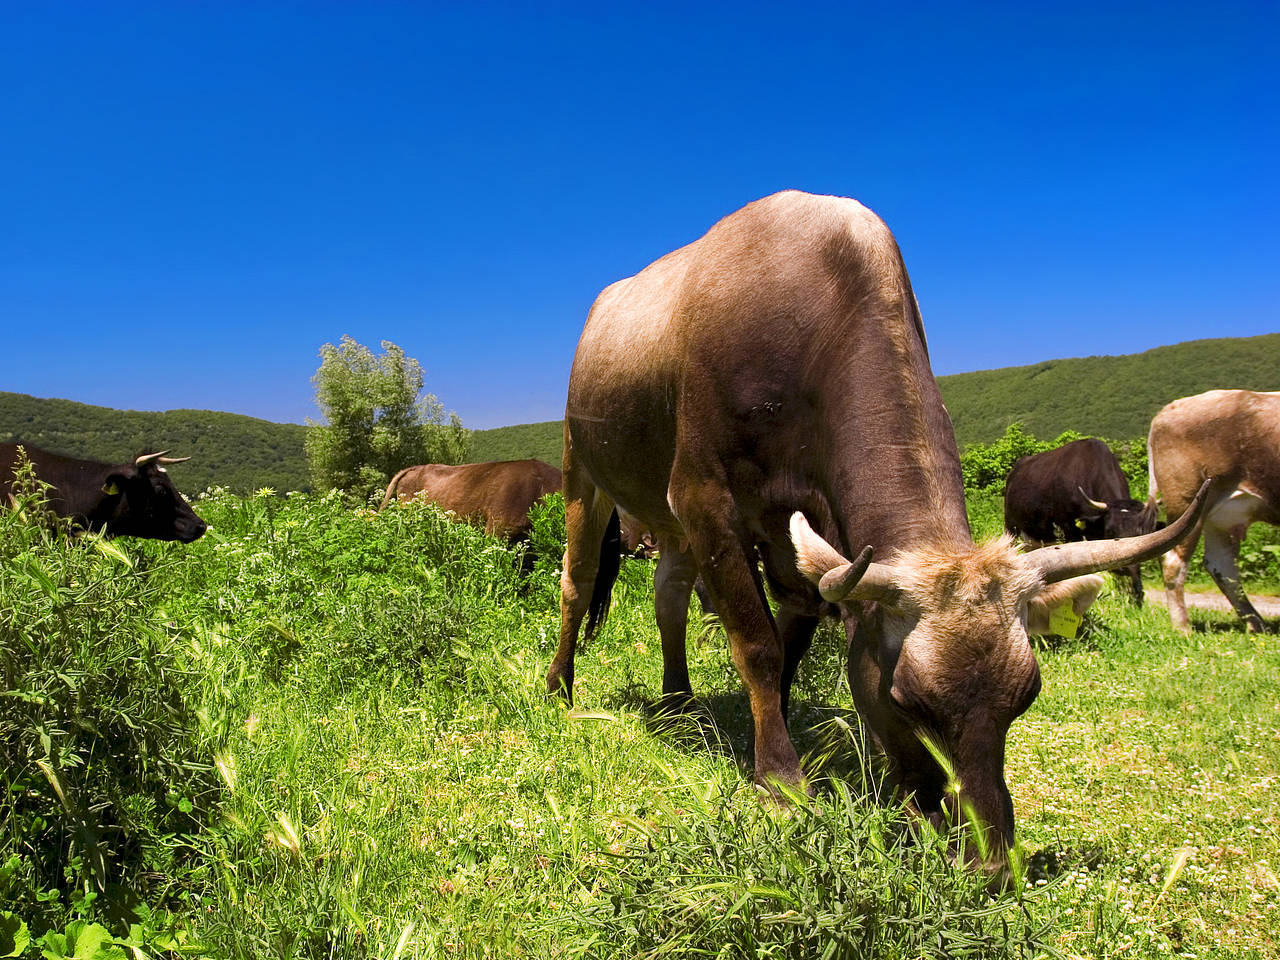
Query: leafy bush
xmin=0 ymin=463 xmax=217 ymax=938
xmin=960 ymin=423 xmax=1085 ymax=492
xmin=305 ymin=337 xmax=471 ymax=502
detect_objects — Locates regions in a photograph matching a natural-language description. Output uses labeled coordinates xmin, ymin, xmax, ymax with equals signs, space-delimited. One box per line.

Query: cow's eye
xmin=890 ymin=686 xmax=920 ymax=717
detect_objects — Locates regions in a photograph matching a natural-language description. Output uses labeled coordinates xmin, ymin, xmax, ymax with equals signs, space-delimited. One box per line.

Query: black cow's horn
xmin=1078 ymin=487 xmax=1109 ymax=512
xmin=158 ymin=456 xmax=191 ymax=464
xmin=135 ymin=451 xmax=170 ymax=466
xmin=1026 ymin=478 xmax=1215 ymax=583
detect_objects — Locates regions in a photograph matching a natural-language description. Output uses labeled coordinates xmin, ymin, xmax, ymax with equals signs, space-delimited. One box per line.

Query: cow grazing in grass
xmin=1149 ymin=389 xmax=1280 ymax=633
xmin=380 ymin=459 xmax=563 ymax=541
xmin=1004 ymin=438 xmax=1158 ymax=604
xmin=0 ymin=442 xmax=207 ymax=542
xmin=547 ymin=190 xmax=1210 ymax=878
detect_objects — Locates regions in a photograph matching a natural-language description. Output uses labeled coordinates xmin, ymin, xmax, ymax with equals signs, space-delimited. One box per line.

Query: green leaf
xmin=41 ymin=922 xmax=125 ymax=960
xmin=0 ymin=912 xmax=30 ymax=959
xmin=89 ymin=536 xmax=133 ymax=569
xmin=567 ymin=708 xmax=618 ymax=722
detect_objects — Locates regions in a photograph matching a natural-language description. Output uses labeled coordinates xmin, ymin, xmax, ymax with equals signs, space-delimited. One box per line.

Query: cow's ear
xmin=102 ymin=473 xmax=128 ymax=497
xmin=1025 ymin=575 xmax=1105 ymax=636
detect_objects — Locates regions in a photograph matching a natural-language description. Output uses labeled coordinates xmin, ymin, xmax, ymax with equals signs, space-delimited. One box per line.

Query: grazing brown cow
xmin=548 ymin=190 xmax=1209 ymax=877
xmin=380 ymin=459 xmax=562 ymax=541
xmin=1149 ymin=389 xmax=1280 ymax=633
xmin=0 ymin=442 xmax=206 ymax=542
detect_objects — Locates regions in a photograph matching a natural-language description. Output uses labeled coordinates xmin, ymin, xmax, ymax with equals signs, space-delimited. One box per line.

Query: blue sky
xmin=2 ymin=1 xmax=1275 ymax=429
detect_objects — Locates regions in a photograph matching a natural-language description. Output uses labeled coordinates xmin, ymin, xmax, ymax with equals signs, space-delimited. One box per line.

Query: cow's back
xmin=384 ymin=460 xmax=561 ymax=539
xmin=1150 ymin=390 xmax=1280 ymax=519
xmin=565 ymin=190 xmax=963 ymax=554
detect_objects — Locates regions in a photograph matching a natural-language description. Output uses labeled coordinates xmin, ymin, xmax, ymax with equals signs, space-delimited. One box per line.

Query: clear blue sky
xmin=2 ymin=1 xmax=1275 ymax=429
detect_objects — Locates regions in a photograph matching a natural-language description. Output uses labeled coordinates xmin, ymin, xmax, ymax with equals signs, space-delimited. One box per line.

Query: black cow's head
xmin=1078 ymin=488 xmax=1159 ymax=541
xmin=97 ymin=452 xmax=207 ymax=542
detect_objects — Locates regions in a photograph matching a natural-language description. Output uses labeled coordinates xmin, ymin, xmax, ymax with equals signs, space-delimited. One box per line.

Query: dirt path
xmin=1144 ymin=588 xmax=1280 ymax=618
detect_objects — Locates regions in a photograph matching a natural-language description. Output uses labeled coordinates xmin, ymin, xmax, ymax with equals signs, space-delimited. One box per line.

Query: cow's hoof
xmin=545 ymin=672 xmax=573 ymax=702
xmin=754 ymin=774 xmax=815 ymax=807
xmin=653 ymin=690 xmax=695 ymax=716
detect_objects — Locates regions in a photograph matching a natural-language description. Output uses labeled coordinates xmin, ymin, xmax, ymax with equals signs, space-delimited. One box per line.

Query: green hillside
xmin=0 ymin=392 xmax=310 ymax=494
xmin=938 ymin=333 xmax=1280 ymax=445
xmin=470 ymin=420 xmax=564 ymax=466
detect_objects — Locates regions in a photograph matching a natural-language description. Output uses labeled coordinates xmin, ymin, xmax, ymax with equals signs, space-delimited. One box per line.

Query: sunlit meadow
xmin=2 ymin=477 xmax=1277 ymax=959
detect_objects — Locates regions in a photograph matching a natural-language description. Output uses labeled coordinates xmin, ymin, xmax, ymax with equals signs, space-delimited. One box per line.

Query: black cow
xmin=1004 ymin=437 xmax=1156 ymax=603
xmin=1 ymin=443 xmax=207 ymax=542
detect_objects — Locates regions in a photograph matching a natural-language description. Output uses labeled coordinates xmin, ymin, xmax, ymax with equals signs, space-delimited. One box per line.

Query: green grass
xmin=3 ymin=489 xmax=1279 ymax=959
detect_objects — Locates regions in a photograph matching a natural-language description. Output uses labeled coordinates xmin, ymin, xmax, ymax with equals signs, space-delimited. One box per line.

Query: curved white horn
xmin=135 ymin=451 xmax=169 ymax=466
xmin=1027 ymin=478 xmax=1215 ymax=583
xmin=157 ymin=456 xmax=191 ymax=464
xmin=790 ymin=512 xmax=895 ymax=602
xmin=1078 ymin=487 xmax=1109 ymax=512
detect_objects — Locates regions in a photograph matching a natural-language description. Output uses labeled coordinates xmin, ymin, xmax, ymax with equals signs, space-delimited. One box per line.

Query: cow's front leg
xmin=670 ymin=478 xmax=803 ymax=795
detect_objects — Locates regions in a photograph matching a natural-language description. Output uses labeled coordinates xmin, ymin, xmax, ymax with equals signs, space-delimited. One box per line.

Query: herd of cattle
xmin=3 ymin=191 xmax=1277 ymax=882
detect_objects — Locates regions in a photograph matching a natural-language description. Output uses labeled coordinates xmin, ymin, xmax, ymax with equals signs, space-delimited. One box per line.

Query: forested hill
xmin=5 ymin=334 xmax=1278 ymax=492
xmin=0 ymin=392 xmax=309 ymax=494
xmin=470 ymin=333 xmax=1280 ymax=463
xmin=940 ymin=333 xmax=1280 ymax=445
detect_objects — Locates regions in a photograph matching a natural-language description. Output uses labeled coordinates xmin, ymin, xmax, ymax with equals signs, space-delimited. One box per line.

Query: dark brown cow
xmin=1149 ymin=389 xmax=1280 ymax=633
xmin=547 ymin=191 xmax=1209 ymax=876
xmin=379 ymin=459 xmax=562 ymax=541
xmin=0 ymin=442 xmax=206 ymax=542
xmin=1004 ymin=438 xmax=1158 ymax=604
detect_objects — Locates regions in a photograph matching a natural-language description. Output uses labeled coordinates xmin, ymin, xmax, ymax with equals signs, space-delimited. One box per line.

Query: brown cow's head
xmin=790 ymin=478 xmax=1212 ymax=879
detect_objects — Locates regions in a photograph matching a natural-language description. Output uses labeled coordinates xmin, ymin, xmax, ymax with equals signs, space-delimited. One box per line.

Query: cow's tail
xmin=583 ymin=509 xmax=622 ymax=642
xmin=379 ymin=468 xmax=410 ymax=511
xmin=1145 ymin=425 xmax=1161 ymax=515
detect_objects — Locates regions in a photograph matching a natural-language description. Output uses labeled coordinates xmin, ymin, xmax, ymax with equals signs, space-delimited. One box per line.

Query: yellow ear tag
xmin=1075 ymin=518 xmax=1087 ymax=530
xmin=1047 ymin=604 xmax=1081 ymax=638
xmin=102 ymin=482 xmax=120 ymax=496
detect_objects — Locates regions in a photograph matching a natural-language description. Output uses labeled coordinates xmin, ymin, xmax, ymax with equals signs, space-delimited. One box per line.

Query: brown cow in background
xmin=1149 ymin=389 xmax=1280 ymax=633
xmin=380 ymin=459 xmax=562 ymax=541
xmin=382 ymin=459 xmax=659 ymax=558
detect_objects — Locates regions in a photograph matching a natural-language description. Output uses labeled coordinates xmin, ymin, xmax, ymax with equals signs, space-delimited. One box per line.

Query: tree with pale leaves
xmin=305 ymin=336 xmax=470 ymax=501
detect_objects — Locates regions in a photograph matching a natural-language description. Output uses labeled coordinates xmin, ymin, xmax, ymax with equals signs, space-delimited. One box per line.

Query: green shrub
xmin=0 ymin=464 xmax=217 ymax=937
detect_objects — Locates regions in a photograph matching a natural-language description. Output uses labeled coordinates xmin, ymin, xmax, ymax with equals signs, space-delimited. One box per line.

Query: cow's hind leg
xmin=653 ymin=534 xmax=699 ymax=707
xmin=547 ymin=472 xmax=617 ymax=702
xmin=777 ymin=608 xmax=820 ymax=724
xmin=1162 ymin=516 xmax=1201 ymax=633
xmin=1203 ymin=523 xmax=1268 ymax=633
